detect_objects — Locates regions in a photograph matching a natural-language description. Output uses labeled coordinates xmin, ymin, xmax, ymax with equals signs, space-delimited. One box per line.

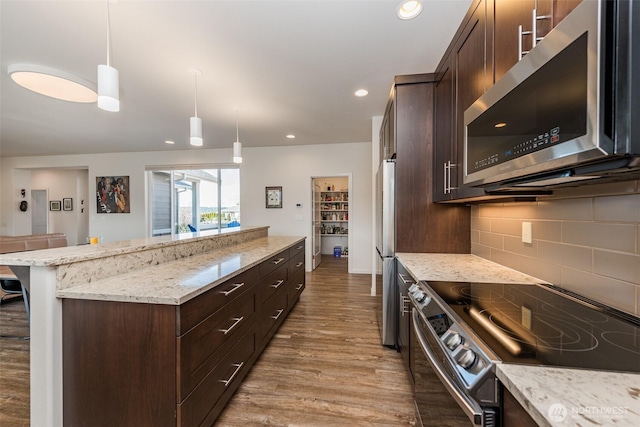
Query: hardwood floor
xmin=216 ymin=256 xmax=415 ymax=426
xmin=0 ymin=294 xmax=30 ymax=427
xmin=0 ymin=256 xmax=415 ymax=426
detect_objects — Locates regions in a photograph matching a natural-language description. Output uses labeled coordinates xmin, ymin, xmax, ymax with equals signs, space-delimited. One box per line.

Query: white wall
xmin=1 ymin=142 xmax=373 ymax=273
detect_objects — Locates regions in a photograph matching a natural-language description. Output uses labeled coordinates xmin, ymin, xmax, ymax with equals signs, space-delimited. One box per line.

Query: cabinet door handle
xmin=271 ymin=308 xmax=284 ymax=320
xmin=270 ymin=279 xmax=285 ymax=289
xmin=295 ymin=283 xmax=304 ymax=290
xmin=518 ymin=24 xmax=532 ymax=60
xmin=398 ymin=273 xmax=415 ymax=285
xmin=219 ymin=316 xmax=244 ymax=335
xmin=219 ymin=362 xmax=244 ymax=387
xmin=221 ymin=282 xmax=244 ymax=297
xmin=272 ymin=257 xmax=286 ymax=265
xmin=295 ymin=261 xmax=303 ymax=268
xmin=443 ymin=162 xmax=448 ymax=194
xmin=295 ymin=245 xmax=304 ymax=251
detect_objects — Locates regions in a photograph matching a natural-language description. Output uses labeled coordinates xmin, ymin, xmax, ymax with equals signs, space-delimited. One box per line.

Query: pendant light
xmin=190 ymin=69 xmax=203 ymax=147
xmin=233 ymin=107 xmax=242 ymax=163
xmin=97 ymin=0 xmax=119 ymax=112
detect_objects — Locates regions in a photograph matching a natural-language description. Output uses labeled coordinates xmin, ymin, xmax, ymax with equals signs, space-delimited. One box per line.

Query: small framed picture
xmin=50 ymin=200 xmax=61 ymax=211
xmin=63 ymin=198 xmax=73 ymax=211
xmin=265 ymin=186 xmax=282 ymax=209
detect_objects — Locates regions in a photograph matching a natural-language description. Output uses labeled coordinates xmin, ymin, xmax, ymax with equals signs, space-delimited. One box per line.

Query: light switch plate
xmin=522 ymin=222 xmax=532 ymax=244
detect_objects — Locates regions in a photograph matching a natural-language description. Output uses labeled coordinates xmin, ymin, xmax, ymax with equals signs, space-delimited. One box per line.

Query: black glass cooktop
xmin=425 ymin=281 xmax=640 ymax=373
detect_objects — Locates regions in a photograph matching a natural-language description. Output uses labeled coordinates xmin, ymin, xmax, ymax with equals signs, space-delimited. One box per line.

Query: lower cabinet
xmin=62 ymin=242 xmax=305 ymax=426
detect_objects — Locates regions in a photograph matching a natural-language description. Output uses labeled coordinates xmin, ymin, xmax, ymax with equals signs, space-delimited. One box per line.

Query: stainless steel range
xmin=409 ymin=280 xmax=640 ymax=427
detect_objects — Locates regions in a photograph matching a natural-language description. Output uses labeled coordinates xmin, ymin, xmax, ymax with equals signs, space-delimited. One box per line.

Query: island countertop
xmin=395 ymin=252 xmax=640 ymax=427
xmin=57 ymin=235 xmax=304 ymax=305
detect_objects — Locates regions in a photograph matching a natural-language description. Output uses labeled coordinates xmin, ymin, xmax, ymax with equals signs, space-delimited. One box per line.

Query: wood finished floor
xmin=0 ymin=256 xmax=415 ymax=426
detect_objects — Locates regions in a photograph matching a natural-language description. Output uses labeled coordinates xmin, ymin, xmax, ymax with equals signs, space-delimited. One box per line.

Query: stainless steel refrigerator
xmin=375 ymin=159 xmax=396 ymax=348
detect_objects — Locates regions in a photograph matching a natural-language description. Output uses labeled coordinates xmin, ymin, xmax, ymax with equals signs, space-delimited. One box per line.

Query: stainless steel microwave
xmin=464 ymin=0 xmax=640 ymax=192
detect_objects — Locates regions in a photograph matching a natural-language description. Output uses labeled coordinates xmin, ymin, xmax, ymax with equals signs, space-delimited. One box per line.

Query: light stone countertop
xmin=395 ymin=252 xmax=545 ymax=284
xmin=395 ymin=252 xmax=640 ymax=427
xmin=56 ymin=235 xmax=304 ymax=305
xmin=497 ymin=364 xmax=640 ymax=426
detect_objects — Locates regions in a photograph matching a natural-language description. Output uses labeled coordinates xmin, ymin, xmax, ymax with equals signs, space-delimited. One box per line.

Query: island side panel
xmin=62 ymin=299 xmax=177 ymax=427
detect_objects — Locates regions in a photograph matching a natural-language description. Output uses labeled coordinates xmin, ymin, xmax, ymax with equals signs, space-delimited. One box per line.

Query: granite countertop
xmin=0 ymin=226 xmax=267 ymax=267
xmin=395 ymin=252 xmax=545 ymax=284
xmin=395 ymin=252 xmax=640 ymax=427
xmin=497 ymin=365 xmax=640 ymax=426
xmin=57 ymin=235 xmax=303 ymax=305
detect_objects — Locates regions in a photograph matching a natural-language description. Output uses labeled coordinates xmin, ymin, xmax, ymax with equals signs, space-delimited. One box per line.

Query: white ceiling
xmin=0 ymin=0 xmax=472 ymax=158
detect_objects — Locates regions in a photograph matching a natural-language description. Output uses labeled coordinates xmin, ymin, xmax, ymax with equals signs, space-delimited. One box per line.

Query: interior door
xmin=31 ymin=189 xmax=47 ymax=234
xmin=312 ymin=180 xmax=322 ymax=269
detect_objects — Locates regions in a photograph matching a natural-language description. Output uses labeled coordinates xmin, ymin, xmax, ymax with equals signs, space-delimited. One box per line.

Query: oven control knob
xmin=457 ymin=347 xmax=477 ymax=370
xmin=443 ymin=332 xmax=463 ymax=350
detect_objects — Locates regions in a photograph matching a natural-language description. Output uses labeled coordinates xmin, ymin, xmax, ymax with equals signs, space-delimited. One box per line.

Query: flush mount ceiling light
xmin=189 ymin=69 xmax=203 ymax=147
xmin=97 ymin=0 xmax=119 ymax=112
xmin=233 ymin=107 xmax=243 ymax=164
xmin=354 ymin=89 xmax=369 ymax=97
xmin=397 ymin=0 xmax=423 ymax=20
xmin=8 ymin=64 xmax=98 ymax=102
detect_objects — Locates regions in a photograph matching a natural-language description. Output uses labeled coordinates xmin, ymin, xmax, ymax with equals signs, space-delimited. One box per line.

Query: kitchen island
xmin=397 ymin=252 xmax=640 ymax=427
xmin=0 ymin=226 xmax=306 ymax=426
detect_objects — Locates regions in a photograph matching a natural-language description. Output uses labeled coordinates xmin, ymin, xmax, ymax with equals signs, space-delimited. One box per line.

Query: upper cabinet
xmin=380 ymin=96 xmax=396 ymax=160
xmin=433 ymin=0 xmax=489 ymax=202
xmin=433 ymin=0 xmax=582 ymax=202
xmin=493 ymin=0 xmax=583 ymax=82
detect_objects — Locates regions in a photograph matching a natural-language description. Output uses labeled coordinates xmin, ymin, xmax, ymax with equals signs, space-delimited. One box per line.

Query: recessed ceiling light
xmin=355 ymin=89 xmax=369 ymax=97
xmin=8 ymin=64 xmax=97 ymax=103
xmin=397 ymin=0 xmax=423 ymax=20
xmin=165 ymin=140 xmax=175 ymax=145
xmin=286 ymin=134 xmax=296 ymax=139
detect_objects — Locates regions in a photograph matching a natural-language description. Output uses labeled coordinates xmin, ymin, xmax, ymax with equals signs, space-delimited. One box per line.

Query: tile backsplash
xmin=471 ymin=180 xmax=640 ymax=316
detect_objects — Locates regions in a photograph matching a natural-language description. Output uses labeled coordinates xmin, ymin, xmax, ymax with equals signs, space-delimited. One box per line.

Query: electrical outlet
xmin=522 ymin=222 xmax=532 ymax=244
xmin=522 ymin=306 xmax=532 ymax=330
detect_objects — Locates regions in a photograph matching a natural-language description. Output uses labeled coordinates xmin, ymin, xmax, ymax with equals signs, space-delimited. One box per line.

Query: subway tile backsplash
xmin=471 ymin=180 xmax=640 ymax=316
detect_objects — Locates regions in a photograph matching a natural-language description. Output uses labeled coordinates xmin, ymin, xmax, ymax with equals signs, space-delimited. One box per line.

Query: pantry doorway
xmin=311 ymin=176 xmax=351 ymax=271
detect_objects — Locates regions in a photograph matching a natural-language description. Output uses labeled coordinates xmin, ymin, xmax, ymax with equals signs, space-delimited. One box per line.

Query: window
xmin=148 ymin=167 xmax=240 ymax=236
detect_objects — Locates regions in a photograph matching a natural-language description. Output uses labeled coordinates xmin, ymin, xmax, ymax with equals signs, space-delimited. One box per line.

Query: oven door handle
xmin=412 ymin=309 xmax=484 ymax=426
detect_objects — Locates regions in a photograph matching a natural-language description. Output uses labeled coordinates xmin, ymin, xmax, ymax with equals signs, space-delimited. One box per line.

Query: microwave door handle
xmin=412 ymin=310 xmax=484 ymax=426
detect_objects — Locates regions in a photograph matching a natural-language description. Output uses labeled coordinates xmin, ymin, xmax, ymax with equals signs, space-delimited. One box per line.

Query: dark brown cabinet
xmin=385 ymin=74 xmax=471 ymax=253
xmin=62 ymin=242 xmax=305 ymax=427
xmin=493 ymin=0 xmax=582 ymax=83
xmin=396 ymin=262 xmax=415 ymax=380
xmin=380 ymin=98 xmax=396 ymax=160
xmin=433 ymin=0 xmax=490 ymax=202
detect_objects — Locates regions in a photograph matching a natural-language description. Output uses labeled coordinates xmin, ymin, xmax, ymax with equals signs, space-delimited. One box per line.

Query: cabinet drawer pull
xmin=219 ymin=316 xmax=244 ymax=335
xmin=295 ymin=245 xmax=304 ymax=251
xmin=271 ymin=308 xmax=284 ymax=320
xmin=221 ymin=282 xmax=244 ymax=296
xmin=272 ymin=257 xmax=286 ymax=265
xmin=270 ymin=280 xmax=285 ymax=289
xmin=219 ymin=362 xmax=244 ymax=387
xmin=295 ymin=283 xmax=304 ymax=290
xmin=295 ymin=261 xmax=304 ymax=268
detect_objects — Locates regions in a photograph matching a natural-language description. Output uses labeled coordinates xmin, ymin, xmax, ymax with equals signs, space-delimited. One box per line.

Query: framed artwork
xmin=50 ymin=200 xmax=61 ymax=211
xmin=63 ymin=198 xmax=73 ymax=211
xmin=265 ymin=186 xmax=282 ymax=209
xmin=96 ymin=176 xmax=130 ymax=214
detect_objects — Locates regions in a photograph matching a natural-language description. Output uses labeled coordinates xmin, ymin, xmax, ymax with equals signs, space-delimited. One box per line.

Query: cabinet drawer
xmin=259 ymin=262 xmax=288 ymax=304
xmin=261 ymin=292 xmax=289 ymax=343
xmin=289 ymin=241 xmax=305 ymax=258
xmin=177 ymin=329 xmax=256 ymax=427
xmin=289 ymin=249 xmax=305 ymax=277
xmin=289 ymin=269 xmax=305 ymax=305
xmin=177 ymin=287 xmax=257 ymax=400
xmin=177 ymin=267 xmax=259 ymax=334
xmin=259 ymin=249 xmax=289 ymax=276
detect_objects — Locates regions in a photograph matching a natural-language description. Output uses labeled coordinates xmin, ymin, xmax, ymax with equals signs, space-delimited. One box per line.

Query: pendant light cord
xmin=236 ymin=108 xmax=240 ymax=141
xmin=106 ymin=0 xmax=111 ymax=67
xmin=194 ymin=73 xmax=198 ymax=118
